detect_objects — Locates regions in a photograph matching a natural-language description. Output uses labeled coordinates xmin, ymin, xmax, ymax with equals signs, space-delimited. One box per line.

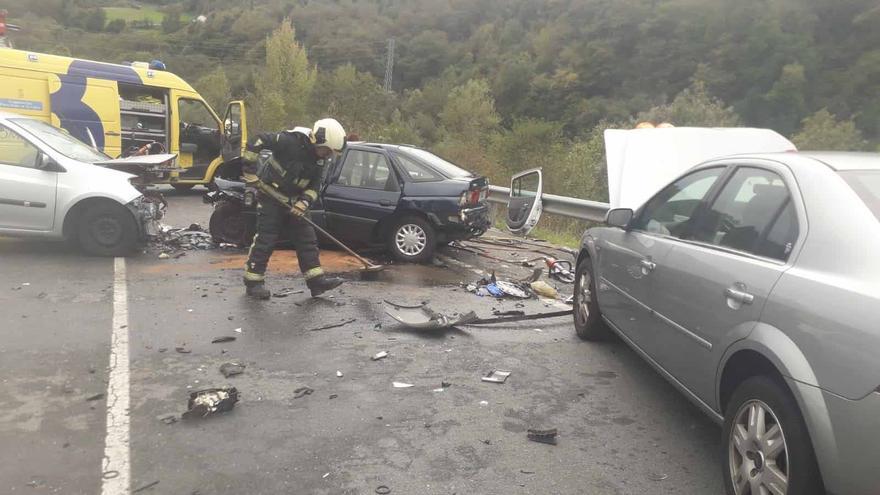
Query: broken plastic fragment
xmin=182 ymin=387 xmax=239 ymax=419
xmin=336 ymin=371 xmax=344 ymax=378
xmin=384 ymin=302 xmax=478 ymax=329
xmin=157 ymin=413 xmax=178 ymax=425
xmin=307 ymin=318 xmax=356 ymax=332
xmin=211 ymin=336 xmax=236 ymax=343
xmin=293 ymin=386 xmax=314 ymax=399
xmin=481 ymin=370 xmax=512 ymax=383
xmin=527 ymin=428 xmax=558 ymax=445
xmin=494 ymin=281 xmax=530 ymax=299
xmin=392 ymin=382 xmax=414 ymax=388
xmin=372 ymin=351 xmax=389 ymax=361
xmin=273 ymin=288 xmax=304 ymax=298
xmin=219 ymin=362 xmax=246 ymax=378
xmin=485 ymin=283 xmax=504 ymax=297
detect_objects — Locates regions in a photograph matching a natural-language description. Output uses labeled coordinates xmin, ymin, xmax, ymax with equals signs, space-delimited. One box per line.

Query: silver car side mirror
xmin=605 ymin=208 xmax=634 ymax=229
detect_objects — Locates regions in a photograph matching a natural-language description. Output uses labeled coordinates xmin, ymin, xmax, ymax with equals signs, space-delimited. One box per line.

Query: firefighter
xmin=241 ymin=118 xmax=347 ymax=299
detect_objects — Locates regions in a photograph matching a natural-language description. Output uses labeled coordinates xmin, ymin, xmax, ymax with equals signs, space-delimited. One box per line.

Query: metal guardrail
xmin=487 ymin=185 xmax=610 ymax=222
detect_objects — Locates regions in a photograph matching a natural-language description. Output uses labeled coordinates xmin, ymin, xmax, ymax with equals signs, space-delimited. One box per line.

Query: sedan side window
xmin=337 ymin=150 xmax=399 ymax=192
xmin=690 ymin=167 xmax=798 ymax=261
xmin=396 ymin=154 xmax=441 ymax=181
xmin=0 ymin=124 xmax=39 ymax=168
xmin=633 ymin=167 xmax=723 ymax=237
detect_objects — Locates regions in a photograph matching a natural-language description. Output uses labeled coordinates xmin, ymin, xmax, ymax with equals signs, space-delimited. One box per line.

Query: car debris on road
xmin=211 ymin=336 xmax=236 ymax=344
xmin=182 ymin=387 xmax=239 ymax=419
xmin=481 ymin=370 xmax=512 ymax=383
xmin=293 ymin=386 xmax=314 ymax=399
xmin=219 ymin=362 xmax=246 ymax=378
xmin=385 ymin=301 xmax=571 ymax=329
xmin=384 ymin=301 xmax=478 ymax=329
xmin=306 ymin=318 xmax=356 ymax=332
xmin=371 ymin=351 xmax=389 ymax=361
xmin=526 ymin=428 xmax=558 ymax=445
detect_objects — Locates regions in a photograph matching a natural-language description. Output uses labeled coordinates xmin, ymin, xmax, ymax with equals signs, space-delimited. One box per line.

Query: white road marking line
xmin=102 ymin=257 xmax=130 ymax=495
xmin=436 ymin=254 xmax=483 ymax=277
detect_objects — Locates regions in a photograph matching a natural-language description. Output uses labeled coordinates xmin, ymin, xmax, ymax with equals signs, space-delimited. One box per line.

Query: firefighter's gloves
xmin=290 ymin=198 xmax=310 ymax=218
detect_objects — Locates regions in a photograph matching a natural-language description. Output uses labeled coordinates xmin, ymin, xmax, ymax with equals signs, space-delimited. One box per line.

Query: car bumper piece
xmin=127 ymin=195 xmax=163 ymax=239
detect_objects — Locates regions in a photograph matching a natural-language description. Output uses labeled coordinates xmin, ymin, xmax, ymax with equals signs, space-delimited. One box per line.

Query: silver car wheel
xmin=729 ymin=399 xmax=789 ymax=495
xmin=395 ymin=224 xmax=427 ymax=256
xmin=576 ymin=269 xmax=591 ymax=324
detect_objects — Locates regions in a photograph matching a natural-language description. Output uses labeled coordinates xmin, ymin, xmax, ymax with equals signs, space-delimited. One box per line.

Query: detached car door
xmin=646 ymin=163 xmax=800 ymax=404
xmin=0 ymin=123 xmax=57 ymax=231
xmin=506 ymin=168 xmax=543 ymax=235
xmin=597 ymin=166 xmax=725 ymax=345
xmin=323 ymin=148 xmax=401 ymax=242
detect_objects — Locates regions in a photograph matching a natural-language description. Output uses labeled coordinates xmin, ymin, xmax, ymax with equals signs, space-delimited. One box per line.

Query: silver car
xmin=573 ymin=152 xmax=880 ymax=495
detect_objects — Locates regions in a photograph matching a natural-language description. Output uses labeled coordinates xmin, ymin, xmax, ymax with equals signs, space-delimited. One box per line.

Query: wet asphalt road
xmin=1 ymin=187 xmax=724 ymax=494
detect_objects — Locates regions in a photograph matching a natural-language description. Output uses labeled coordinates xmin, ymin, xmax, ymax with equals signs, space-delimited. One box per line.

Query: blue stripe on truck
xmin=50 ymin=74 xmax=105 ymax=150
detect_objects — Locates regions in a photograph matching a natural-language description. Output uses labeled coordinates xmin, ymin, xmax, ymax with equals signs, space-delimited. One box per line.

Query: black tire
xmin=209 ymin=200 xmax=254 ymax=247
xmin=573 ymin=257 xmax=610 ymax=340
xmin=387 ymin=215 xmax=435 ymax=263
xmin=77 ymin=203 xmax=138 ymax=257
xmin=171 ymin=183 xmax=196 ymax=191
xmin=722 ymin=376 xmax=823 ymax=495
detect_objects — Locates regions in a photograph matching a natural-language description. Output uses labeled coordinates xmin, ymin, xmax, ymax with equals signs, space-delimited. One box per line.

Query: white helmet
xmin=311 ymin=118 xmax=347 ymax=152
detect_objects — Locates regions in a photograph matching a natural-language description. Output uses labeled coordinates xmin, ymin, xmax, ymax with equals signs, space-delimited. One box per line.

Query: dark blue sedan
xmin=310 ymin=143 xmax=490 ymax=262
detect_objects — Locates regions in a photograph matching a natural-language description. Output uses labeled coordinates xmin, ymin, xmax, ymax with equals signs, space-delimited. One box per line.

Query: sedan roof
xmin=796 ymin=152 xmax=880 ymax=171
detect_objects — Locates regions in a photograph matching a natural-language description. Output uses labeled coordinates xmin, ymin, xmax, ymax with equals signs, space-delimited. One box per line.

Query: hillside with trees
xmin=2 ymin=0 xmax=878 ymax=219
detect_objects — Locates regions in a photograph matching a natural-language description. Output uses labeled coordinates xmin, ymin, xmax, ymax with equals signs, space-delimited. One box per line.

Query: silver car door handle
xmin=725 ymin=287 xmax=755 ymax=305
xmin=640 ymin=259 xmax=656 ymax=271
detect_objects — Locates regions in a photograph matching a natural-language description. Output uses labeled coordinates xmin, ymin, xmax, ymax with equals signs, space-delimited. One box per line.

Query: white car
xmin=0 ymin=112 xmax=163 ymax=256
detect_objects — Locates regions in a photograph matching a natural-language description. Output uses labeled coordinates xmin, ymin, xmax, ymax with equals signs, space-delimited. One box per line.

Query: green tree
xmin=761 ymin=63 xmax=809 ymax=136
xmin=637 ymin=80 xmax=741 ymax=127
xmin=792 ymin=109 xmax=867 ymax=151
xmin=376 ymin=110 xmax=423 ymax=146
xmin=83 ymin=8 xmax=105 ymax=32
xmin=253 ymin=18 xmax=316 ymax=132
xmin=440 ymin=79 xmax=500 ymax=145
xmin=105 ymin=19 xmax=126 ymax=34
xmin=434 ymin=79 xmax=503 ymax=181
xmin=161 ymin=9 xmax=183 ymax=34
xmin=310 ymin=64 xmax=388 ymax=137
xmin=194 ymin=66 xmax=231 ymax=114
xmin=491 ymin=119 xmax=562 ymax=178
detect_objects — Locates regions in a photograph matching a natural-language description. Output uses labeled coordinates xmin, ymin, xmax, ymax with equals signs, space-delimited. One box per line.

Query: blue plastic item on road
xmin=485 ymin=283 xmax=504 ymax=297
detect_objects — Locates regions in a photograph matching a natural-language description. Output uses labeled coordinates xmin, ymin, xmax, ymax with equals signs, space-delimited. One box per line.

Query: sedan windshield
xmin=11 ymin=118 xmax=110 ymax=163
xmin=840 ymin=170 xmax=880 ymax=221
xmin=399 ymin=147 xmax=474 ymax=179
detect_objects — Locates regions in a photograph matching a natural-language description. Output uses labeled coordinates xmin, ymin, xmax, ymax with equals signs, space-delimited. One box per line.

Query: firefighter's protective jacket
xmin=242 ymin=128 xmax=322 ymax=206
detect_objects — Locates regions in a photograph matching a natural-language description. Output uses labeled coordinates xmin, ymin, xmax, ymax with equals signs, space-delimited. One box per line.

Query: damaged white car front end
xmin=0 ymin=112 xmax=171 ymax=256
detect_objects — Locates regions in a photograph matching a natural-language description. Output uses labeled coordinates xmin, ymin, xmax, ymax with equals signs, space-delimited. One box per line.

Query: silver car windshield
xmin=840 ymin=170 xmax=880 ymax=221
xmin=399 ymin=147 xmax=474 ymax=179
xmin=11 ymin=118 xmax=110 ymax=163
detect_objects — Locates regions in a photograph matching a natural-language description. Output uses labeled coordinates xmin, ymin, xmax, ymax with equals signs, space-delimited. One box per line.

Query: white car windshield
xmin=11 ymin=118 xmax=110 ymax=163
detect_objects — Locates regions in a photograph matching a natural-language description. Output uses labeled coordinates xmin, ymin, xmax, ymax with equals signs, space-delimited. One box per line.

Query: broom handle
xmin=246 ymin=177 xmax=378 ymax=268
xmin=299 ymin=215 xmax=378 ymax=268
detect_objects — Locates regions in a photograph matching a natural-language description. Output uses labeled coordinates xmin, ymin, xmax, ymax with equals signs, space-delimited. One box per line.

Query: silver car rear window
xmin=840 ymin=170 xmax=880 ymax=221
